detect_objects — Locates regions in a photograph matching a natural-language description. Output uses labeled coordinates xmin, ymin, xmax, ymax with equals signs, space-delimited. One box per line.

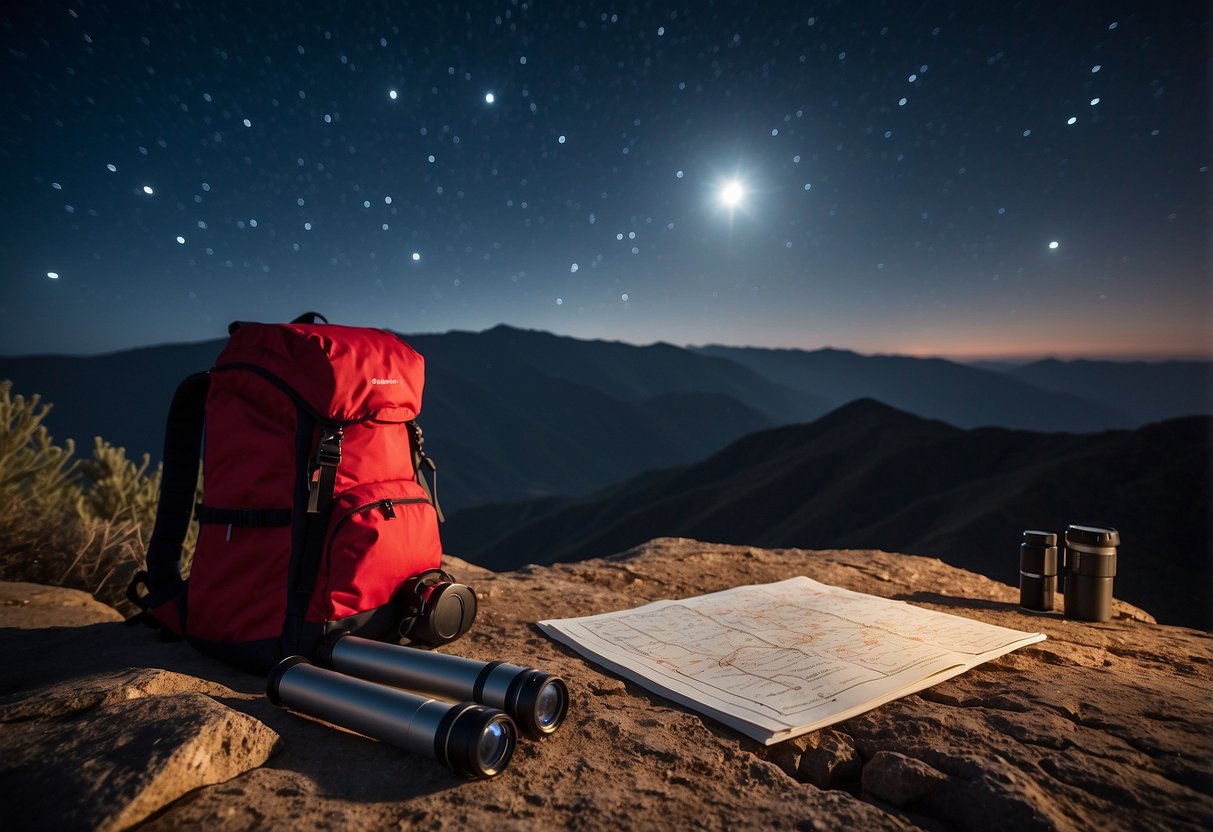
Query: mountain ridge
xmin=2 ymin=325 xmax=1209 ymax=514
xmin=444 ymin=400 xmax=1213 ymax=630
xmin=695 ymin=343 xmax=1147 ymax=431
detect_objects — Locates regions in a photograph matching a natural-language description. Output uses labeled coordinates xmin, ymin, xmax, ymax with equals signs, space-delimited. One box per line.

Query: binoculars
xmin=268 ymin=635 xmax=569 ymax=778
xmin=1019 ymin=524 xmax=1119 ymax=622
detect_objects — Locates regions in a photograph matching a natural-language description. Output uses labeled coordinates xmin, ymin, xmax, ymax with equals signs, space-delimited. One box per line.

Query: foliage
xmin=75 ymin=437 xmax=162 ymax=527
xmin=0 ymin=380 xmax=198 ymax=611
xmin=0 ymin=381 xmax=81 ymax=520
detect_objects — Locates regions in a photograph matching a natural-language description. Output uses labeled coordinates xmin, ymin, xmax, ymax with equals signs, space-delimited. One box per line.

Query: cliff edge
xmin=1 ymin=538 xmax=1210 ymax=830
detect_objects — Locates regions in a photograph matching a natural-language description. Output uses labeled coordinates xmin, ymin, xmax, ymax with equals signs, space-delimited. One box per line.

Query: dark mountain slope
xmin=3 ymin=327 xmax=1204 ymax=517
xmin=448 ymin=401 xmax=1213 ymax=630
xmin=409 ymin=325 xmax=825 ymax=418
xmin=697 ymin=345 xmax=1136 ymax=431
xmin=0 ymin=326 xmax=790 ymax=510
xmin=0 ymin=340 xmax=226 ymax=458
xmin=416 ymin=358 xmax=777 ymax=506
xmin=1008 ymin=358 xmax=1213 ymax=424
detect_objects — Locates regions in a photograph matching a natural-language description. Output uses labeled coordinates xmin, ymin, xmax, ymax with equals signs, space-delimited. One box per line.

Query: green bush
xmin=0 ymin=381 xmax=80 ymax=518
xmin=76 ymin=437 xmax=163 ymax=528
xmin=0 ymin=380 xmax=197 ymax=611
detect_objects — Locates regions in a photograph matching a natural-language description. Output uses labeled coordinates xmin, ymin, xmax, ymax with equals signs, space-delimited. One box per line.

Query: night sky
xmin=2 ymin=2 xmax=1209 ymax=359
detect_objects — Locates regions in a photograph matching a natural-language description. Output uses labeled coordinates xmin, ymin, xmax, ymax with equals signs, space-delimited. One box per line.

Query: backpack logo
xmin=371 ymin=377 xmax=400 ymax=385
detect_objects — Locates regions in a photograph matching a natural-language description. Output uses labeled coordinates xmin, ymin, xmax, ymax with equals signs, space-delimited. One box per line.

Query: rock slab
xmin=0 ymin=580 xmax=123 ymax=628
xmin=0 ymin=671 xmax=279 ymax=831
xmin=0 ymin=538 xmax=1210 ymax=831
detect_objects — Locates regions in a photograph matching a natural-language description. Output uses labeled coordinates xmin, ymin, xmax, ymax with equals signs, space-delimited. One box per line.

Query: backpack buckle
xmin=307 ymin=428 xmax=343 ymax=514
xmin=313 ymin=429 xmax=343 ymax=467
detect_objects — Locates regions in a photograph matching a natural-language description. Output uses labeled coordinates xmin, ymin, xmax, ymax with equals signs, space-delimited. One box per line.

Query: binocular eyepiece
xmin=320 ymin=633 xmax=569 ymax=738
xmin=268 ymin=656 xmax=516 ymax=778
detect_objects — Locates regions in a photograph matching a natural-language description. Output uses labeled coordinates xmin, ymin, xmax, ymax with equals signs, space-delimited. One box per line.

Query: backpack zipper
xmin=328 ymin=497 xmax=431 ymax=543
xmin=321 ymin=496 xmax=432 ymax=620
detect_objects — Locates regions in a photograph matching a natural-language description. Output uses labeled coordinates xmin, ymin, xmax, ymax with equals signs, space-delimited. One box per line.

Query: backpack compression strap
xmin=144 ymin=371 xmax=211 ymax=590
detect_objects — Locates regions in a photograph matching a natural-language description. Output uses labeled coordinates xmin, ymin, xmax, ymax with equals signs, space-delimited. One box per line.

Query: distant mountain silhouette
xmin=0 ymin=339 xmax=227 ymax=458
xmin=696 ymin=345 xmax=1142 ymax=431
xmin=445 ymin=400 xmax=1213 ymax=631
xmin=1007 ymin=358 xmax=1213 ymax=425
xmin=3 ymin=325 xmax=1208 ymax=515
xmin=402 ymin=326 xmax=825 ymax=506
xmin=0 ymin=325 xmax=808 ymax=510
xmin=410 ymin=325 xmax=824 ymax=418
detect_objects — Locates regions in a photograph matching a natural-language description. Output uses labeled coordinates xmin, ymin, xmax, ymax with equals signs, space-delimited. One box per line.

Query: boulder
xmin=0 ymin=580 xmax=123 ymax=628
xmin=0 ymin=672 xmax=280 ymax=831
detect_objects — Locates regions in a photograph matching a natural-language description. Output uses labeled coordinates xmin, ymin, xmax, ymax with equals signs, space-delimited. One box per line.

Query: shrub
xmin=0 ymin=381 xmax=197 ymax=612
xmin=76 ymin=437 xmax=163 ymax=528
xmin=0 ymin=381 xmax=83 ymax=573
xmin=0 ymin=382 xmax=80 ymax=513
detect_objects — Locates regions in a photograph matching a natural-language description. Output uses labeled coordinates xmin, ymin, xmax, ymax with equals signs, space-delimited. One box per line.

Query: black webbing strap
xmin=408 ymin=420 xmax=445 ymax=523
xmin=306 ymin=428 xmax=342 ymax=514
xmin=145 ymin=372 xmax=211 ymax=591
xmin=195 ymin=506 xmax=292 ymax=527
xmin=284 ymin=422 xmax=341 ymax=656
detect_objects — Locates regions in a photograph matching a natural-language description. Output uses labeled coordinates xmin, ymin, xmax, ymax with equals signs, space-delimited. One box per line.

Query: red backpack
xmin=129 ymin=313 xmax=474 ymax=672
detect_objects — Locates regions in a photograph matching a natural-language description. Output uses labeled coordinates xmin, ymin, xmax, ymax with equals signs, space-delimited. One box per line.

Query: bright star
xmin=484 ymin=92 xmax=495 ymax=104
xmin=720 ymin=180 xmax=744 ymax=207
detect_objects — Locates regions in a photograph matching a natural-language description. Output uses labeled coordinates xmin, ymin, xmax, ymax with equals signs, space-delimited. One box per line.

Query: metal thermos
xmin=1019 ymin=530 xmax=1058 ymax=611
xmin=1063 ymin=525 xmax=1119 ymax=622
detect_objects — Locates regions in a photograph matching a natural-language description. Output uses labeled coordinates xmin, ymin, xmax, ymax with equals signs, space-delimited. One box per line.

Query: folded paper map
xmin=538 ymin=576 xmax=1045 ymax=744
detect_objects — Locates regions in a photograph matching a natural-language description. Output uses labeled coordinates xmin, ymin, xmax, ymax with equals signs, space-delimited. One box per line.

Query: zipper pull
xmin=380 ymin=500 xmax=397 ymax=519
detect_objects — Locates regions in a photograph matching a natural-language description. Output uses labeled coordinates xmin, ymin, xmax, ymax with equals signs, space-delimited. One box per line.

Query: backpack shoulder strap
xmin=144 ymin=371 xmax=211 ymax=590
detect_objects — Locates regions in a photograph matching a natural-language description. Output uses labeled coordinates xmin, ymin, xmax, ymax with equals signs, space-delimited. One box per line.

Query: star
xmin=720 ymin=180 xmax=744 ymax=208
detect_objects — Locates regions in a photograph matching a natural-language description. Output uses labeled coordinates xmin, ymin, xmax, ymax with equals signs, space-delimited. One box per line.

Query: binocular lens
xmin=506 ymin=669 xmax=570 ymax=737
xmin=477 ymin=719 xmax=512 ymax=772
xmin=535 ymin=681 xmax=565 ymax=730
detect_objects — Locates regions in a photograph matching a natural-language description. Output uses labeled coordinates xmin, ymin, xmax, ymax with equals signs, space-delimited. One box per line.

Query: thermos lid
xmin=1065 ymin=525 xmax=1120 ymax=547
xmin=1022 ymin=530 xmax=1057 ymax=547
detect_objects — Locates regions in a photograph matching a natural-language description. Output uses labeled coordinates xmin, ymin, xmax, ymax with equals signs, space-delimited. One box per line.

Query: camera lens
xmin=400 ymin=581 xmax=478 ymax=647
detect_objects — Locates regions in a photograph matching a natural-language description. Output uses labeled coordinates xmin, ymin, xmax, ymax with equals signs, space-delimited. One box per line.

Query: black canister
xmin=1063 ymin=525 xmax=1119 ymax=622
xmin=1019 ymin=530 xmax=1059 ymax=611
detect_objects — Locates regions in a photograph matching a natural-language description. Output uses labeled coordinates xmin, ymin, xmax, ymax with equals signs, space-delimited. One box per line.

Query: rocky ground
xmin=1 ymin=538 xmax=1210 ymax=830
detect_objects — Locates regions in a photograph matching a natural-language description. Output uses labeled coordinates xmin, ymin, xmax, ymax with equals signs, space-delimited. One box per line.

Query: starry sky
xmin=1 ymin=1 xmax=1209 ymax=359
